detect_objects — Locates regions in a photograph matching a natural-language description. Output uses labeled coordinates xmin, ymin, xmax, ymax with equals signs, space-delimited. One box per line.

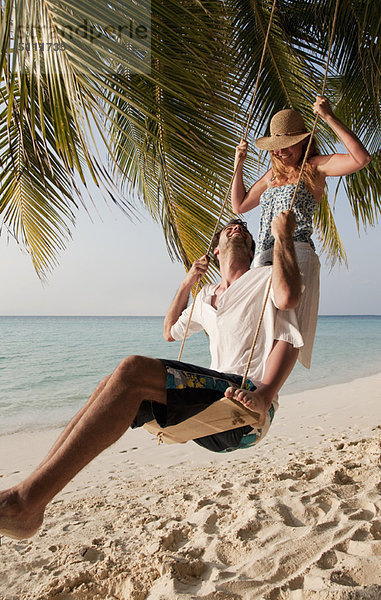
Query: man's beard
xmin=226 ymin=236 xmax=249 ymax=252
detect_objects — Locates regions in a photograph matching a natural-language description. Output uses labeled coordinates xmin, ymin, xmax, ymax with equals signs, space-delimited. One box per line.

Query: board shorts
xmin=131 ymin=359 xmax=277 ymax=453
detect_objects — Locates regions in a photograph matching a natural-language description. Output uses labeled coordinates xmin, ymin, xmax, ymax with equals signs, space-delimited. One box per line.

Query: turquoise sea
xmin=0 ymin=315 xmax=380 ymax=435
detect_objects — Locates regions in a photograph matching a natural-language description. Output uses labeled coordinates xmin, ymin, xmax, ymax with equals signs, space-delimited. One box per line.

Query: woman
xmin=232 ymin=96 xmax=371 ymax=369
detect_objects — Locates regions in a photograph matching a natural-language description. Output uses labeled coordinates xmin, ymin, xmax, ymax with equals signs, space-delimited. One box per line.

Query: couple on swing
xmin=0 ymin=96 xmax=370 ymax=540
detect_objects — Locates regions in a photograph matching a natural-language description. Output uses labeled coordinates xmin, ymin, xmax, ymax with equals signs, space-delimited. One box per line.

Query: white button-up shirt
xmin=171 ymin=266 xmax=303 ymax=385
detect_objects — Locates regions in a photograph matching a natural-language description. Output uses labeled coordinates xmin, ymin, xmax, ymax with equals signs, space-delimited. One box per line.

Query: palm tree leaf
xmin=313 ymin=191 xmax=347 ymax=268
xmin=0 ymin=0 xmax=380 ymax=277
xmin=343 ymin=151 xmax=381 ymax=230
xmin=105 ymin=0 xmax=244 ymax=278
xmin=230 ymin=0 xmax=325 ymax=135
xmin=0 ymin=83 xmax=77 ymax=276
xmin=1 ymin=0 xmax=243 ymax=276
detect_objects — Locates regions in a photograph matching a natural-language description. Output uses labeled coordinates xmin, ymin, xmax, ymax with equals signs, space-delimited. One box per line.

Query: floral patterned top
xmin=256 ymin=181 xmax=318 ymax=255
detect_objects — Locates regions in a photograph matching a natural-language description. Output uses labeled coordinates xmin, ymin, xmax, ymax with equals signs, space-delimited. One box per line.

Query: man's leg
xmin=0 ymin=356 xmax=166 ymax=540
xmin=38 ymin=376 xmax=112 ymax=468
xmin=225 ymin=340 xmax=298 ymax=422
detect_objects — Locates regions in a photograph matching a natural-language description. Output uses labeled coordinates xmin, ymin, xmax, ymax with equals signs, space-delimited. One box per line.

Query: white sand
xmin=1 ymin=372 xmax=381 ymax=599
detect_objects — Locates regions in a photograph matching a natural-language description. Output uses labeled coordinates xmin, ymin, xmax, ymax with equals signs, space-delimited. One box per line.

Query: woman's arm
xmin=311 ymin=96 xmax=371 ymax=177
xmin=231 ymin=139 xmax=272 ymax=213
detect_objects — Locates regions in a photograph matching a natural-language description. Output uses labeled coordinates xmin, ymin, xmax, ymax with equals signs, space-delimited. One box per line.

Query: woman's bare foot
xmin=224 ymin=385 xmax=274 ymax=427
xmin=0 ymin=488 xmax=44 ymax=540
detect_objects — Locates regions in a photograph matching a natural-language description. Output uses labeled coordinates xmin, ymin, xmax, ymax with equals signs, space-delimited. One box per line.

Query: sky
xmin=1 ymin=183 xmax=380 ymax=316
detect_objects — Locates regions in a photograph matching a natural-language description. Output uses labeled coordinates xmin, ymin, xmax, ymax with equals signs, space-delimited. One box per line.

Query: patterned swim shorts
xmin=131 ymin=359 xmax=275 ymax=453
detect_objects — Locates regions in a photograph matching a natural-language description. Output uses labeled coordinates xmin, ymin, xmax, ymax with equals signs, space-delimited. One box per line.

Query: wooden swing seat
xmin=143 ymin=396 xmax=262 ymax=444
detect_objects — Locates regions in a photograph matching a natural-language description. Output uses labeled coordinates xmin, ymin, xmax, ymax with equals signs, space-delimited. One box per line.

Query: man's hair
xmin=210 ymin=219 xmax=255 ymax=268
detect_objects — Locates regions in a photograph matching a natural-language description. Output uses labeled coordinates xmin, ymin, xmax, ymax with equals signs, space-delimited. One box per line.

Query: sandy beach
xmin=1 ymin=372 xmax=381 ymax=600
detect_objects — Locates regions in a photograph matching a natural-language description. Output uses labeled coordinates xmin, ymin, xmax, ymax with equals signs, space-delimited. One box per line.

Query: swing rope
xmin=179 ymin=0 xmax=340 ymax=392
xmin=177 ymin=0 xmax=278 ymax=361
xmin=288 ymin=0 xmax=340 ymax=212
xmin=240 ymin=0 xmax=340 ymax=388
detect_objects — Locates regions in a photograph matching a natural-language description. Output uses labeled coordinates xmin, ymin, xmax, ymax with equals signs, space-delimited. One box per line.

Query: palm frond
xmin=344 ymin=151 xmax=381 ymax=230
xmin=0 ymin=0 xmax=380 ymax=276
xmin=0 ymin=83 xmax=76 ymax=276
xmin=313 ymin=191 xmax=347 ymax=268
xmin=1 ymin=0 xmax=243 ymax=276
xmin=105 ymin=0 xmax=242 ymax=278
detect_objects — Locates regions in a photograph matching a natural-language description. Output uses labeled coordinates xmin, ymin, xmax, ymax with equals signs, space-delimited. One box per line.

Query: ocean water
xmin=0 ymin=315 xmax=380 ymax=435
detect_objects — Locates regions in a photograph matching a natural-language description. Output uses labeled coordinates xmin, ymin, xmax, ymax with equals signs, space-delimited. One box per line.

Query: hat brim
xmin=255 ymin=131 xmax=311 ymax=151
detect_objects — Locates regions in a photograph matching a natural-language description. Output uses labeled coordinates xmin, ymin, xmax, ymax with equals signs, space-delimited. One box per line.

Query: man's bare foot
xmin=0 ymin=488 xmax=44 ymax=540
xmin=224 ymin=385 xmax=273 ymax=427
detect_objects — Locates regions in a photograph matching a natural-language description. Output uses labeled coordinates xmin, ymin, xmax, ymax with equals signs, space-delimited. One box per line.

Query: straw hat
xmin=255 ymin=109 xmax=311 ymax=151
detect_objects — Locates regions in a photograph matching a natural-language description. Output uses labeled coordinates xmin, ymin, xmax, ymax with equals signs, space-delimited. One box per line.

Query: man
xmin=163 ymin=211 xmax=303 ymax=451
xmin=0 ymin=211 xmax=302 ymax=541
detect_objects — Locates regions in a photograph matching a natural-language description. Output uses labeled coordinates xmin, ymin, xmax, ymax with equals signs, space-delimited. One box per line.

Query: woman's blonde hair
xmin=270 ymin=137 xmax=320 ymax=190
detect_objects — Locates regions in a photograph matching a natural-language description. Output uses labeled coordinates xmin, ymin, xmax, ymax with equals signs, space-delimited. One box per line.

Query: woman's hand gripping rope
xmin=234 ymin=139 xmax=249 ymax=169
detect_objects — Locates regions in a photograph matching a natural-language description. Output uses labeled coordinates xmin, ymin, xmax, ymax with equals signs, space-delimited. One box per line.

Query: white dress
xmin=254 ymin=181 xmax=321 ymax=369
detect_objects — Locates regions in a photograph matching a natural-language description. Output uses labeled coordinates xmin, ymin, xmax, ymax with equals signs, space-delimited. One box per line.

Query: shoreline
xmin=1 ymin=371 xmax=381 ymax=599
xmin=2 ymin=368 xmax=381 ymax=439
xmin=1 ymin=371 xmax=380 ymax=492
xmin=2 ymin=314 xmax=381 ymax=438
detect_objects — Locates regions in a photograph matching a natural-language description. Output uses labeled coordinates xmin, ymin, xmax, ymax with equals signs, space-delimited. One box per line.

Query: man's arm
xmin=163 ymin=255 xmax=209 ymax=341
xmin=270 ymin=211 xmax=302 ymax=310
